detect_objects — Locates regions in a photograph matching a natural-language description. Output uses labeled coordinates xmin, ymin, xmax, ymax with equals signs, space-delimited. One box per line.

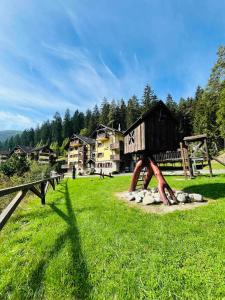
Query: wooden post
xmin=180 ymin=142 xmax=187 ymax=178
xmin=0 ymin=190 xmax=27 ymax=230
xmin=204 ymin=138 xmax=213 ymax=177
xmin=184 ymin=142 xmax=194 ymax=178
xmin=40 ymin=182 xmax=46 ymax=205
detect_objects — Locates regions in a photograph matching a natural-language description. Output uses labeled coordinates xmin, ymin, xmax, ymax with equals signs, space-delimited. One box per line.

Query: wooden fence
xmin=0 ymin=175 xmax=63 ymax=231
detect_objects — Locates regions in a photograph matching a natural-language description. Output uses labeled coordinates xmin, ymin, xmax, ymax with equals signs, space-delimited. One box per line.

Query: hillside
xmin=0 ymin=130 xmax=21 ymax=142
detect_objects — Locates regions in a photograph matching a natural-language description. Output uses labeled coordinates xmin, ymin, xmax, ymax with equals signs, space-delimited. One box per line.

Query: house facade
xmin=30 ymin=145 xmax=56 ymax=164
xmin=94 ymin=125 xmax=124 ymax=174
xmin=9 ymin=145 xmax=33 ymax=158
xmin=66 ymin=134 xmax=95 ymax=174
xmin=0 ymin=150 xmax=9 ymax=164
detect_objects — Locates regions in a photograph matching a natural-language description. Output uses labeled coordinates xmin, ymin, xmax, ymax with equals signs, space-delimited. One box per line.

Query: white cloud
xmin=0 ymin=111 xmax=36 ymax=130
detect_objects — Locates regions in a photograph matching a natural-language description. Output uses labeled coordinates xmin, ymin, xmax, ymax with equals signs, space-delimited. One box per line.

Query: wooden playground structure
xmin=124 ymin=101 xmax=225 ymax=205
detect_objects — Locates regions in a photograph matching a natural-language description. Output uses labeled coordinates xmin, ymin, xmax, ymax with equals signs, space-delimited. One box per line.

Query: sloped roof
xmin=90 ymin=124 xmax=124 ymax=138
xmin=31 ymin=145 xmax=54 ymax=153
xmin=10 ymin=145 xmax=33 ymax=155
xmin=70 ymin=134 xmax=95 ymax=145
xmin=0 ymin=150 xmax=10 ymax=155
xmin=124 ymin=101 xmax=178 ymax=135
xmin=65 ymin=134 xmax=95 ymax=150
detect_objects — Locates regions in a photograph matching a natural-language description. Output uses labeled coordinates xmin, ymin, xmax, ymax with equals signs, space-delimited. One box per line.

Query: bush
xmin=0 ymin=155 xmax=30 ymax=177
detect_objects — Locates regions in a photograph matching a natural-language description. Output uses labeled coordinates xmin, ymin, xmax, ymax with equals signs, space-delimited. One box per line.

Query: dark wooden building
xmin=124 ymin=101 xmax=178 ymax=155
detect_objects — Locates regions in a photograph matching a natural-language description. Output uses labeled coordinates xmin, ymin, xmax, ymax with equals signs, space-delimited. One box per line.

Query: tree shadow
xmin=25 ymin=179 xmax=91 ymax=299
xmin=183 ymin=183 xmax=225 ymax=200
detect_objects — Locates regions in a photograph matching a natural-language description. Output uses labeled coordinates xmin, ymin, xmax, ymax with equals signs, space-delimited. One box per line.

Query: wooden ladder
xmin=136 ymin=167 xmax=147 ymax=189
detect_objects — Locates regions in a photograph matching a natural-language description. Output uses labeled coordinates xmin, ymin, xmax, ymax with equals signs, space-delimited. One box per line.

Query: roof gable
xmin=124 ymin=101 xmax=177 ymax=135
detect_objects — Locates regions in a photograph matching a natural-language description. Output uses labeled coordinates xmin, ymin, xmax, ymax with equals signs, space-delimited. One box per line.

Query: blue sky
xmin=0 ymin=0 xmax=224 ymax=130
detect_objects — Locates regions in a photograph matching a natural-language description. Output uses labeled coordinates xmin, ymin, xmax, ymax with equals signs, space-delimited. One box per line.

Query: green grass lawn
xmin=1 ymin=175 xmax=225 ymax=299
xmin=204 ymin=160 xmax=225 ymax=170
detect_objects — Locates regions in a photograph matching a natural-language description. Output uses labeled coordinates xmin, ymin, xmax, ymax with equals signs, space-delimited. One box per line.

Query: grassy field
xmin=204 ymin=160 xmax=225 ymax=170
xmin=1 ymin=175 xmax=225 ymax=299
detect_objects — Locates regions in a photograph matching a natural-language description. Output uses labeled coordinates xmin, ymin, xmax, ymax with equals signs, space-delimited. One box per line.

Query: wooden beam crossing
xmin=0 ymin=175 xmax=63 ymax=231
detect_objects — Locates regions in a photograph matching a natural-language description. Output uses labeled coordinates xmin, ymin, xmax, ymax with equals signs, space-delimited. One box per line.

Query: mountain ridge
xmin=0 ymin=130 xmax=21 ymax=143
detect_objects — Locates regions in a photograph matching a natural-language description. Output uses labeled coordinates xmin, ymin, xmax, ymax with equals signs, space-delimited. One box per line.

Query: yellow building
xmin=94 ymin=124 xmax=124 ymax=173
xmin=66 ymin=134 xmax=95 ymax=174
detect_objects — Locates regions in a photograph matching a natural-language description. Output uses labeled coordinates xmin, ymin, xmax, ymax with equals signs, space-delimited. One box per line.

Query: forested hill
xmin=0 ymin=131 xmax=21 ymax=143
xmin=0 ymin=46 xmax=224 ymax=153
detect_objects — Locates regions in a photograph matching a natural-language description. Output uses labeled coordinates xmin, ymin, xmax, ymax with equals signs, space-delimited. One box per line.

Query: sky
xmin=0 ymin=0 xmax=225 ymax=130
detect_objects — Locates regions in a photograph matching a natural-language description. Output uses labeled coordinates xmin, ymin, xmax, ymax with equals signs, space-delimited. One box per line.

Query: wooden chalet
xmin=124 ymin=101 xmax=178 ymax=156
xmin=29 ymin=145 xmax=56 ymax=164
xmin=9 ymin=145 xmax=33 ymax=158
xmin=65 ymin=134 xmax=95 ymax=173
xmin=0 ymin=150 xmax=10 ymax=164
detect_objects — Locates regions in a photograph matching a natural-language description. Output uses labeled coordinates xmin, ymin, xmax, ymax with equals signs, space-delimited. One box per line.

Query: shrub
xmin=0 ymin=155 xmax=30 ymax=177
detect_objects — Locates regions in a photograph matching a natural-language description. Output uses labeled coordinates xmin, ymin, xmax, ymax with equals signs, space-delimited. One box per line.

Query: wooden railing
xmin=153 ymin=151 xmax=182 ymax=163
xmin=0 ymin=174 xmax=64 ymax=231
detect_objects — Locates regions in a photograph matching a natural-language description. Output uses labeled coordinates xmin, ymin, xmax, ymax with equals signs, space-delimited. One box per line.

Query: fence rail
xmin=0 ymin=174 xmax=63 ymax=231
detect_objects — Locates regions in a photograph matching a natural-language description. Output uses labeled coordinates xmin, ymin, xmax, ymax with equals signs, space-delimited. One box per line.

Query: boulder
xmin=135 ymin=196 xmax=143 ymax=203
xmin=153 ymin=194 xmax=162 ymax=203
xmin=189 ymin=193 xmax=203 ymax=202
xmin=143 ymin=194 xmax=155 ymax=205
xmin=127 ymin=193 xmax=135 ymax=201
xmin=138 ymin=190 xmax=147 ymax=198
xmin=177 ymin=193 xmax=190 ymax=203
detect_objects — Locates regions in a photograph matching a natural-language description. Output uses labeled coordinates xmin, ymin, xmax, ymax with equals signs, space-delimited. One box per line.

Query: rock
xmin=135 ymin=196 xmax=143 ymax=203
xmin=153 ymin=194 xmax=162 ymax=203
xmin=138 ymin=190 xmax=147 ymax=197
xmin=174 ymin=190 xmax=183 ymax=196
xmin=177 ymin=193 xmax=190 ymax=203
xmin=189 ymin=193 xmax=203 ymax=202
xmin=128 ymin=195 xmax=135 ymax=201
xmin=143 ymin=194 xmax=155 ymax=205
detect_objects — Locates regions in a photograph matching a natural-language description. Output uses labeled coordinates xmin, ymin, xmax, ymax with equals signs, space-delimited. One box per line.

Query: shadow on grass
xmin=25 ymin=179 xmax=91 ymax=299
xmin=183 ymin=183 xmax=225 ymax=200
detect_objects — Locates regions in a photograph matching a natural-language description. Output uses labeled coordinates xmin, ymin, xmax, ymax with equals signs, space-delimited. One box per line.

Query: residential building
xmin=0 ymin=150 xmax=10 ymax=164
xmin=29 ymin=145 xmax=56 ymax=164
xmin=9 ymin=145 xmax=33 ymax=158
xmin=65 ymin=134 xmax=95 ymax=174
xmin=94 ymin=124 xmax=125 ymax=173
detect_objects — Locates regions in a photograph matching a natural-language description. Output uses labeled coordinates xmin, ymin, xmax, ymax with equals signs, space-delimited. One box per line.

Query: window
xmin=97 ymin=153 xmax=104 ymax=158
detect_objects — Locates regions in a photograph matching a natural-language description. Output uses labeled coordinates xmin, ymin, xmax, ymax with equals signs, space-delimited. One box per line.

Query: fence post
xmin=40 ymin=182 xmax=46 ymax=205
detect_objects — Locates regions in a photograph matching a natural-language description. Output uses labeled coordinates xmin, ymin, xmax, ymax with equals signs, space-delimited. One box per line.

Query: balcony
xmin=96 ymin=132 xmax=109 ymax=141
xmin=110 ymin=141 xmax=124 ymax=150
xmin=110 ymin=154 xmax=120 ymax=161
xmin=70 ymin=140 xmax=82 ymax=147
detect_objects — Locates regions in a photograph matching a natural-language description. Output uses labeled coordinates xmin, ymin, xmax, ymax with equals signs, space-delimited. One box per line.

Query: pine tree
xmin=62 ymin=109 xmax=73 ymax=139
xmin=108 ymin=100 xmax=117 ymax=128
xmin=89 ymin=105 xmax=100 ymax=134
xmin=165 ymin=94 xmax=178 ymax=115
xmin=141 ymin=84 xmax=157 ymax=113
xmin=85 ymin=109 xmax=93 ymax=136
xmin=126 ymin=95 xmax=140 ymax=128
xmin=99 ymin=98 xmax=110 ymax=125
xmin=118 ymin=99 xmax=127 ymax=131
xmin=40 ymin=121 xmax=52 ymax=145
xmin=72 ymin=110 xmax=80 ymax=134
xmin=52 ymin=112 xmax=63 ymax=146
xmin=216 ymin=82 xmax=225 ymax=139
